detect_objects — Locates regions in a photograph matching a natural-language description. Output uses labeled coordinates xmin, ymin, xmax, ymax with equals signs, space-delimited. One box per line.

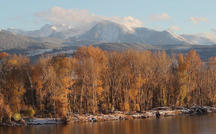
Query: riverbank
xmin=67 ymin=106 xmax=216 ymax=123
xmin=1 ymin=106 xmax=216 ymax=126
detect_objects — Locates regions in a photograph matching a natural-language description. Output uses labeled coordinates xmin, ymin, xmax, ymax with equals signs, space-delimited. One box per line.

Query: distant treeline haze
xmin=0 ymin=46 xmax=216 ymax=118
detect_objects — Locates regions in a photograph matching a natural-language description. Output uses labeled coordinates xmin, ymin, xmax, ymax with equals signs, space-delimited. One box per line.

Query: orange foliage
xmin=0 ymin=47 xmax=216 ymax=118
xmin=0 ymin=52 xmax=9 ymax=59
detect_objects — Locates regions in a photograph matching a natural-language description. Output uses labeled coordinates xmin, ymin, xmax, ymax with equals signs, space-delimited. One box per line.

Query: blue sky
xmin=1 ymin=0 xmax=215 ymax=34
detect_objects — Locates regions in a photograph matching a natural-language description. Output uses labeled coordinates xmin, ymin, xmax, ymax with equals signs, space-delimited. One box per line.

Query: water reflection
xmin=1 ymin=114 xmax=216 ymax=134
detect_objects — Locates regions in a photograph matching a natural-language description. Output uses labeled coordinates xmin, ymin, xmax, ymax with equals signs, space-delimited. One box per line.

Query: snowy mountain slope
xmin=8 ymin=24 xmax=89 ymax=39
xmin=69 ymin=21 xmax=192 ymax=45
xmin=182 ymin=33 xmax=216 ymax=45
xmin=9 ymin=20 xmax=216 ymax=46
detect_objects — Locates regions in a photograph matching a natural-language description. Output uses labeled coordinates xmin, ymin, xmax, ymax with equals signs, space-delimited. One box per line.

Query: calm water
xmin=1 ymin=113 xmax=216 ymax=134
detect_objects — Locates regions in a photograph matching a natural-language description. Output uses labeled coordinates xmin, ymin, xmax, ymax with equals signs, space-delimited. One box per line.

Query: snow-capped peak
xmin=98 ymin=20 xmax=136 ymax=33
xmin=48 ymin=24 xmax=79 ymax=32
xmin=166 ymin=30 xmax=194 ymax=44
xmin=51 ymin=26 xmax=57 ymax=31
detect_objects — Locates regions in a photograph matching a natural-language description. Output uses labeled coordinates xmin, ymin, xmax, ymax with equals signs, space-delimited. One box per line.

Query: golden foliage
xmin=0 ymin=47 xmax=216 ymax=119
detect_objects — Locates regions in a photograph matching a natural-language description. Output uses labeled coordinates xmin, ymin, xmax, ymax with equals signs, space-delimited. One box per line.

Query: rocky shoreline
xmin=67 ymin=106 xmax=216 ymax=123
xmin=1 ymin=106 xmax=216 ymax=126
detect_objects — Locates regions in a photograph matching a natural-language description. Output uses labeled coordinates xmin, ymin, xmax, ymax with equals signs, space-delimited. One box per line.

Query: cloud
xmin=108 ymin=16 xmax=143 ymax=30
xmin=168 ymin=26 xmax=181 ymax=31
xmin=189 ymin=17 xmax=208 ymax=24
xmin=148 ymin=13 xmax=171 ymax=21
xmin=35 ymin=6 xmax=143 ymax=30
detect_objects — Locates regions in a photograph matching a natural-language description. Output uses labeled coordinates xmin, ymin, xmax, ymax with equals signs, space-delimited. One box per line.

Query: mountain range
xmin=1 ymin=20 xmax=216 ymax=60
xmin=7 ymin=20 xmax=216 ymax=46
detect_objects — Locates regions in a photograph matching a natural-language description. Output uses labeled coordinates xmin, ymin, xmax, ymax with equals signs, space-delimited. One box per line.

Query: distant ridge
xmin=0 ymin=30 xmax=45 ymax=50
xmin=7 ymin=20 xmax=194 ymax=46
xmin=2 ymin=20 xmax=216 ymax=61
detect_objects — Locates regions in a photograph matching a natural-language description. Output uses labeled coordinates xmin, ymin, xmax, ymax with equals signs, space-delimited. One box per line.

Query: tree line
xmin=0 ymin=46 xmax=216 ymax=120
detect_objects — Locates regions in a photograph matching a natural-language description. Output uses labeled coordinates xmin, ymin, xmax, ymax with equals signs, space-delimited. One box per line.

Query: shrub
xmin=28 ymin=107 xmax=35 ymax=118
xmin=13 ymin=113 xmax=21 ymax=121
xmin=22 ymin=106 xmax=35 ymax=118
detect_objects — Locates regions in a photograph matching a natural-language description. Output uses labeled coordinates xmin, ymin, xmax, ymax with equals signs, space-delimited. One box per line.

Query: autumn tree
xmin=0 ymin=54 xmax=30 ymax=113
xmin=1 ymin=47 xmax=216 ymax=120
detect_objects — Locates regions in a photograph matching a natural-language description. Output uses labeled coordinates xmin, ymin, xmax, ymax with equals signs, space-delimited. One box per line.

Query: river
xmin=1 ymin=113 xmax=216 ymax=134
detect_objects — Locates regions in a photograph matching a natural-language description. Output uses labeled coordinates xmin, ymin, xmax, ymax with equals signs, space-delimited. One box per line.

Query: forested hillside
xmin=0 ymin=46 xmax=216 ymax=120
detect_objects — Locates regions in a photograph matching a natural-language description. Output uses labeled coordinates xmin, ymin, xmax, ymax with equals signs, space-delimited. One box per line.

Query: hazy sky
xmin=1 ymin=0 xmax=215 ymax=34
